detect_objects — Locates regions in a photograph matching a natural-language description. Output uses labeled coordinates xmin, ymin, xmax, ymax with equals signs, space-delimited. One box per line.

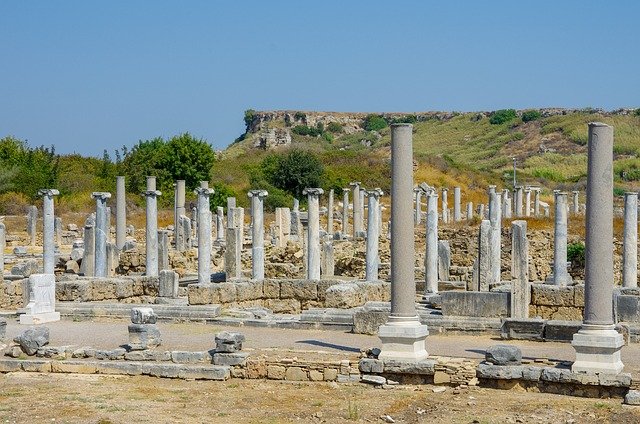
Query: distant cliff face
xmin=242 ymin=108 xmax=636 ymax=150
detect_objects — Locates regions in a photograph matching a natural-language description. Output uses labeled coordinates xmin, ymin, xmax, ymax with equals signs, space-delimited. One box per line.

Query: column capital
xmin=349 ymin=181 xmax=361 ymax=187
xmin=417 ymin=182 xmax=433 ymax=194
xmin=91 ymin=192 xmax=111 ymax=200
xmin=303 ymin=188 xmax=324 ymax=197
xmin=365 ymin=188 xmax=384 ymax=199
xmin=342 ymin=187 xmax=350 ymax=193
xmin=194 ymin=187 xmax=215 ymax=196
xmin=247 ymin=189 xmax=269 ymax=198
xmin=524 ymin=186 xmax=531 ymax=192
xmin=142 ymin=190 xmax=162 ymax=197
xmin=37 ymin=189 xmax=60 ymax=198
xmin=441 ymin=187 xmax=448 ymax=193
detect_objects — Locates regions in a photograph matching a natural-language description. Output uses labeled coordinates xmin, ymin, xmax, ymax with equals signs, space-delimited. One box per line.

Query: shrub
xmin=244 ymin=109 xmax=256 ymax=131
xmin=634 ymin=108 xmax=640 ymax=116
xmin=0 ymin=191 xmax=30 ymax=215
xmin=512 ymin=132 xmax=525 ymax=140
xmin=292 ymin=125 xmax=321 ymax=137
xmin=521 ymin=110 xmax=542 ymax=122
xmin=294 ymin=112 xmax=307 ymax=122
xmin=363 ymin=115 xmax=388 ymax=132
xmin=567 ymin=242 xmax=585 ymax=269
xmin=327 ymin=122 xmax=343 ymax=133
xmin=210 ymin=182 xmax=236 ymax=209
xmin=261 ymin=150 xmax=324 ymax=198
xmin=389 ymin=115 xmax=417 ymax=124
xmin=489 ymin=109 xmax=517 ymax=125
xmin=613 ymin=187 xmax=626 ymax=197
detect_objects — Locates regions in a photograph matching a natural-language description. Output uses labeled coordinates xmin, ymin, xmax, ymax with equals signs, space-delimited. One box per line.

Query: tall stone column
xmin=425 ymin=190 xmax=439 ymax=294
xmin=304 ymin=188 xmax=324 ymax=281
xmin=533 ymin=188 xmax=541 ymax=217
xmin=414 ymin=187 xmax=422 ymax=225
xmin=514 ymin=186 xmax=524 ymax=217
xmin=378 ymin=123 xmax=429 ymax=362
xmin=38 ymin=189 xmax=59 ymax=274
xmin=216 ymin=207 xmax=225 ymax=242
xmin=116 ymin=176 xmax=126 ymax=250
xmin=549 ymin=191 xmax=572 ymax=286
xmin=196 ymin=187 xmax=214 ymax=284
xmin=572 ymin=122 xmax=624 ymax=374
xmin=488 ymin=186 xmax=502 ymax=286
xmin=143 ymin=177 xmax=161 ymax=278
xmin=174 ymin=180 xmax=186 ymax=242
xmin=158 ymin=230 xmax=169 ymax=271
xmin=327 ymin=189 xmax=334 ymax=235
xmin=92 ymin=193 xmax=111 ymax=278
xmin=453 ymin=187 xmax=461 ymax=222
xmin=27 ymin=205 xmax=38 ymax=246
xmin=572 ymin=191 xmax=580 ymax=215
xmin=623 ymin=192 xmax=638 ymax=288
xmin=467 ymin=202 xmax=473 ymax=220
xmin=359 ymin=189 xmax=366 ymax=229
xmin=365 ymin=189 xmax=383 ymax=281
xmin=248 ymin=190 xmax=268 ymax=280
xmin=341 ymin=188 xmax=349 ymax=236
xmin=524 ymin=187 xmax=531 ymax=217
xmin=350 ymin=182 xmax=362 ymax=237
xmin=441 ymin=188 xmax=449 ymax=224
xmin=0 ymin=221 xmax=5 ymax=276
xmin=81 ymin=214 xmax=95 ymax=276
xmin=511 ymin=220 xmax=529 ymax=318
xmin=502 ymin=189 xmax=512 ymax=219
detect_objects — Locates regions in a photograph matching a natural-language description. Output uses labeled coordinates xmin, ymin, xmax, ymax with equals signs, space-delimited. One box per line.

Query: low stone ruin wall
xmin=188 ymin=279 xmax=390 ymax=313
xmin=529 ymin=284 xmax=584 ymax=320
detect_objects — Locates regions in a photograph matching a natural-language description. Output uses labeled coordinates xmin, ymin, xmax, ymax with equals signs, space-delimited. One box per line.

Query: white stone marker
xmin=304 ymin=188 xmax=323 ymax=281
xmin=143 ymin=177 xmax=161 ymax=278
xmin=572 ymin=122 xmax=624 ymax=374
xmin=524 ymin=186 xmax=531 ymax=217
xmin=196 ymin=186 xmax=214 ymax=284
xmin=549 ymin=191 xmax=572 ymax=286
xmin=365 ymin=188 xmax=383 ymax=281
xmin=38 ymin=189 xmax=59 ymax=275
xmin=378 ymin=123 xmax=429 ymax=362
xmin=488 ymin=186 xmax=502 ymax=286
xmin=92 ymin=192 xmax=111 ymax=278
xmin=116 ymin=176 xmax=126 ymax=250
xmin=20 ymin=273 xmax=60 ymax=324
xmin=622 ymin=192 xmax=638 ymax=288
xmin=511 ymin=220 xmax=529 ymax=319
xmin=467 ymin=202 xmax=473 ymax=220
xmin=248 ymin=189 xmax=268 ymax=280
xmin=453 ymin=187 xmax=461 ymax=222
xmin=425 ymin=189 xmax=439 ymax=294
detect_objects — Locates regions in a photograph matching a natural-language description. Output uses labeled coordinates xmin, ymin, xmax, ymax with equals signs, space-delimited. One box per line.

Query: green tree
xmin=521 ymin=110 xmax=542 ymax=122
xmin=363 ymin=115 xmax=388 ymax=131
xmin=244 ymin=109 xmax=256 ymax=132
xmin=489 ymin=109 xmax=517 ymax=125
xmin=262 ymin=150 xmax=324 ymax=199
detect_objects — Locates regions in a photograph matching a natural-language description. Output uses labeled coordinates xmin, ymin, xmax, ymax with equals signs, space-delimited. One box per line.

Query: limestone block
xmin=124 ymin=350 xmax=171 ymax=361
xmin=158 ymin=270 xmax=179 ymax=298
xmin=325 ymin=283 xmax=363 ymax=308
xmin=0 ymin=318 xmax=6 ymax=340
xmin=285 ymin=366 xmax=308 ymax=381
xmin=213 ymin=352 xmax=249 ymax=366
xmin=171 ymin=351 xmax=209 ymax=364
xmin=323 ymin=368 xmax=338 ymax=381
xmin=543 ymin=320 xmax=581 ymax=341
xmin=264 ymin=298 xmax=300 ymax=314
xmin=359 ymin=358 xmax=384 ymax=373
xmin=128 ymin=324 xmax=161 ymax=350
xmin=187 ymin=283 xmax=213 ymax=305
xmin=362 ymin=375 xmax=386 ymax=385
xmin=14 ymin=326 xmax=50 ymax=355
xmin=131 ymin=307 xmax=158 ymax=324
xmin=214 ymin=331 xmax=245 ymax=353
xmin=440 ymin=291 xmax=510 ymax=318
xmin=309 ymin=369 xmax=324 ymax=381
xmin=96 ymin=361 xmax=143 ymax=376
xmin=51 ymin=360 xmax=98 ymax=374
xmin=382 ymin=360 xmax=436 ymax=375
xmin=235 ymin=281 xmax=263 ymax=302
xmin=530 ymin=284 xmax=575 ymax=307
xmin=267 ymin=365 xmax=285 ymax=379
xmin=65 ymin=260 xmax=80 ymax=274
xmin=625 ymin=390 xmax=640 ymax=405
xmin=485 ymin=345 xmax=522 ymax=365
xmin=500 ymin=318 xmax=545 ymax=340
xmin=262 ymin=279 xmax=280 ymax=298
xmin=11 ymin=260 xmax=39 ymax=277
xmin=280 ymin=280 xmax=318 ymax=300
xmin=215 ymin=282 xmax=237 ymax=304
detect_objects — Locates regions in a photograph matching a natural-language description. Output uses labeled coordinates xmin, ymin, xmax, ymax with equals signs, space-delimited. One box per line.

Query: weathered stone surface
xmin=124 ymin=350 xmax=171 ymax=361
xmin=131 ymin=307 xmax=158 ymax=324
xmin=485 ymin=345 xmax=522 ymax=365
xmin=325 ymin=283 xmax=363 ymax=308
xmin=361 ymin=375 xmax=386 ymax=385
xmin=51 ymin=360 xmax=98 ymax=374
xmin=20 ymin=359 xmax=51 ymax=373
xmin=215 ymin=331 xmax=245 ymax=353
xmin=353 ymin=310 xmax=387 ymax=335
xmin=280 ymin=280 xmax=317 ymax=300
xmin=128 ymin=324 xmax=162 ymax=350
xmin=359 ymin=358 xmax=384 ymax=373
xmin=476 ymin=363 xmax=523 ymax=380
xmin=235 ymin=281 xmax=263 ymax=302
xmin=96 ymin=361 xmax=143 ymax=376
xmin=440 ymin=291 xmax=510 ymax=318
xmin=171 ymin=351 xmax=209 ymax=364
xmin=14 ymin=327 xmax=50 ymax=355
xmin=500 ymin=318 xmax=545 ymax=340
xmin=0 ymin=319 xmax=6 ymax=340
xmin=383 ymin=359 xmax=436 ymax=375
xmin=213 ymin=352 xmax=249 ymax=366
xmin=625 ymin=390 xmax=640 ymax=405
xmin=285 ymin=366 xmax=308 ymax=381
xmin=95 ymin=348 xmax=127 ymax=360
xmin=188 ymin=283 xmax=212 ymax=305
xmin=11 ymin=259 xmax=39 ymax=277
xmin=65 ymin=260 xmax=80 ymax=274
xmin=543 ymin=320 xmax=581 ymax=341
xmin=531 ymin=284 xmax=577 ymax=307
xmin=0 ymin=359 xmax=22 ymax=372
xmin=267 ymin=365 xmax=285 ymax=379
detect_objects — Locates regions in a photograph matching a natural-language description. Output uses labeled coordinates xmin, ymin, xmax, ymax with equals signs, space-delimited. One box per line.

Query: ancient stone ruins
xmin=1 ymin=122 xmax=640 ymax=403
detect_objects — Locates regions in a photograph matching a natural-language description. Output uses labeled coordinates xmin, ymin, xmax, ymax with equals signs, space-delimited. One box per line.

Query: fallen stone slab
xmin=500 ymin=318 xmax=545 ymax=340
xmin=14 ymin=326 xmax=50 ymax=355
xmin=485 ymin=345 xmax=522 ymax=366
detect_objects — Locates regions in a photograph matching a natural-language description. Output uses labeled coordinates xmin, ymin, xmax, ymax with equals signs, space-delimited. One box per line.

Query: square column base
xmin=571 ymin=325 xmax=624 ymax=374
xmin=19 ymin=311 xmax=60 ymax=325
xmin=378 ymin=318 xmax=429 ymax=362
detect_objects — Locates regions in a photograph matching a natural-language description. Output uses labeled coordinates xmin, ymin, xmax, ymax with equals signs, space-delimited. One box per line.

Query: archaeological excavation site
xmin=1 ymin=120 xmax=640 ymax=423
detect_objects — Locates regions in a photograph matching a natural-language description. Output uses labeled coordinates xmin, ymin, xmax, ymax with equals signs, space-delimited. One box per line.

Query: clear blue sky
xmin=2 ymin=1 xmax=638 ymax=157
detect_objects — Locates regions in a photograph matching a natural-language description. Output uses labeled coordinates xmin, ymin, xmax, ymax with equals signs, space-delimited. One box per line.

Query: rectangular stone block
xmin=440 ymin=291 xmax=510 ymax=318
xmin=382 ymin=359 xmax=436 ymax=375
xmin=96 ymin=361 xmax=143 ymax=376
xmin=158 ymin=270 xmax=179 ymax=298
xmin=353 ymin=310 xmax=387 ymax=335
xmin=51 ymin=360 xmax=98 ymax=374
xmin=530 ymin=284 xmax=576 ymax=307
xmin=188 ymin=283 xmax=213 ymax=305
xmin=500 ymin=318 xmax=545 ymax=340
xmin=178 ymin=365 xmax=230 ymax=380
xmin=280 ymin=280 xmax=318 ymax=301
xmin=235 ymin=281 xmax=263 ymax=302
xmin=543 ymin=320 xmax=581 ymax=341
xmin=0 ymin=359 xmax=22 ymax=373
xmin=616 ymin=295 xmax=640 ymax=322
xmin=213 ymin=352 xmax=249 ymax=366
xmin=262 ymin=279 xmax=280 ymax=298
xmin=21 ymin=360 xmax=51 ymax=373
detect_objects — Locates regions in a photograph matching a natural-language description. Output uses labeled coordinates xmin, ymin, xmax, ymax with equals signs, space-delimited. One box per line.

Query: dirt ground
xmin=1 ymin=372 xmax=639 ymax=424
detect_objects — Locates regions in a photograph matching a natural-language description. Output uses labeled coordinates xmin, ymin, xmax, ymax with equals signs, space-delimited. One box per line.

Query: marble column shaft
xmin=196 ymin=187 xmax=214 ymax=284
xmin=249 ymin=190 xmax=268 ymax=280
xmin=341 ymin=188 xmax=349 ymax=235
xmin=552 ymin=191 xmax=571 ymax=286
xmin=350 ymin=182 xmax=362 ymax=236
xmin=425 ymin=191 xmax=439 ymax=294
xmin=453 ymin=187 xmax=461 ymax=222
xmin=488 ymin=186 xmax=502 ymax=286
xmin=511 ymin=220 xmax=529 ymax=318
xmin=304 ymin=188 xmax=324 ymax=280
xmin=365 ymin=189 xmax=383 ymax=281
xmin=622 ymin=192 xmax=638 ymax=288
xmin=143 ymin=177 xmax=161 ymax=278
xmin=38 ymin=189 xmax=59 ymax=274
xmin=92 ymin=193 xmax=111 ymax=278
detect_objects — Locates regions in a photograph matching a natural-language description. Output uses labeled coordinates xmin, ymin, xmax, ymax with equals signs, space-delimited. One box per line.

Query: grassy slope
xmin=214 ymin=111 xmax=640 ymax=208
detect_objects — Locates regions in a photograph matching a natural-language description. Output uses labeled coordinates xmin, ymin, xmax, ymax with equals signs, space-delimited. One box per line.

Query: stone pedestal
xmin=378 ymin=124 xmax=428 ymax=361
xmin=20 ymin=274 xmax=60 ymax=324
xmin=572 ymin=122 xmax=624 ymax=374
